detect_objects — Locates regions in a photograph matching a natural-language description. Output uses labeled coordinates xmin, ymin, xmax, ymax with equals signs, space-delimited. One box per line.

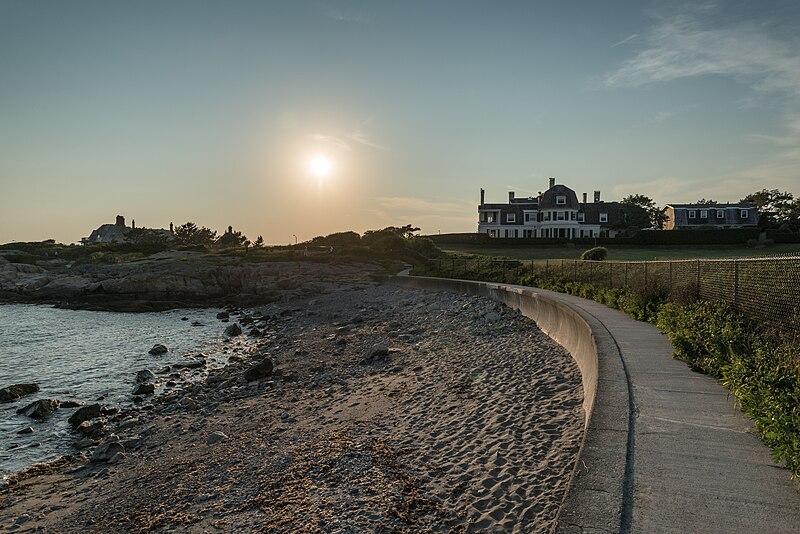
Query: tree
xmin=174 ymin=222 xmax=217 ymax=246
xmin=740 ymin=189 xmax=795 ymax=227
xmin=619 ymin=194 xmax=667 ymax=229
xmin=215 ymin=226 xmax=248 ymax=248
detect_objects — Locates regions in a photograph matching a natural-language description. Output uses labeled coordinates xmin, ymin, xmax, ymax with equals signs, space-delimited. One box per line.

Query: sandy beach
xmin=0 ymin=270 xmax=583 ymax=533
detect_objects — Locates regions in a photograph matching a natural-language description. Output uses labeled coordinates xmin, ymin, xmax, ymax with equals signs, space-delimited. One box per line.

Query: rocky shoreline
xmin=0 ymin=271 xmax=584 ymax=532
xmin=0 ymin=254 xmax=383 ymax=311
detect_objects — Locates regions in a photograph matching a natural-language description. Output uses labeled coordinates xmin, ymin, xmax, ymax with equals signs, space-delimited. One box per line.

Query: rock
xmin=363 ymin=344 xmax=389 ymax=364
xmin=216 ymin=311 xmax=229 ymax=320
xmin=172 ymin=360 xmax=204 ymax=369
xmin=60 ymin=400 xmax=85 ymax=408
xmin=243 ymin=357 xmax=274 ymax=381
xmin=16 ymin=399 xmax=59 ymax=419
xmin=91 ymin=441 xmax=125 ymax=462
xmin=148 ymin=344 xmax=168 ymax=355
xmin=224 ymin=323 xmax=242 ymax=337
xmin=68 ymin=403 xmax=102 ymax=427
xmin=0 ymin=383 xmax=40 ymax=403
xmin=17 ymin=426 xmax=34 ymax=435
xmin=207 ymin=431 xmax=228 ymax=445
xmin=132 ymin=383 xmax=155 ymax=395
xmin=135 ymin=369 xmax=156 ymax=383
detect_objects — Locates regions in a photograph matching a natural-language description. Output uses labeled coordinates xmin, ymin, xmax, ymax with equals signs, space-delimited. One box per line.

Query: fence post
xmin=696 ymin=259 xmax=701 ymax=299
xmin=733 ymin=259 xmax=739 ymax=310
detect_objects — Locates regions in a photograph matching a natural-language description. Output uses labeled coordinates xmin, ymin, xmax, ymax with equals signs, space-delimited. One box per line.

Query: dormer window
xmin=506 ymin=213 xmax=516 ymax=223
xmin=556 ymin=195 xmax=566 ymax=205
xmin=599 ymin=213 xmax=608 ymax=223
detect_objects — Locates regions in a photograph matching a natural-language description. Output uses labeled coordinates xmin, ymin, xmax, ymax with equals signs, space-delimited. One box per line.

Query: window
xmin=717 ymin=210 xmax=725 ymax=219
xmin=556 ymin=195 xmax=566 ymax=205
xmin=578 ymin=212 xmax=585 ymax=222
xmin=599 ymin=213 xmax=608 ymax=223
xmin=740 ymin=209 xmax=749 ymax=218
xmin=688 ymin=210 xmax=696 ymax=219
xmin=506 ymin=213 xmax=515 ymax=223
xmin=700 ymin=210 xmax=708 ymax=218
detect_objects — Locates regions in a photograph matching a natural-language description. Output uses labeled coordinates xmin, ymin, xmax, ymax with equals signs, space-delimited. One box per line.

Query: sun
xmin=309 ymin=155 xmax=332 ymax=178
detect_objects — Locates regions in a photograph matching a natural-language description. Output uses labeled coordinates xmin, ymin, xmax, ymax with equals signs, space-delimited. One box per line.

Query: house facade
xmin=478 ymin=178 xmax=625 ymax=238
xmin=662 ymin=203 xmax=759 ymax=230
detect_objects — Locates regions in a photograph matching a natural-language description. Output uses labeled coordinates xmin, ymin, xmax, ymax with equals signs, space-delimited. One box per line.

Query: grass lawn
xmin=439 ymin=243 xmax=800 ymax=261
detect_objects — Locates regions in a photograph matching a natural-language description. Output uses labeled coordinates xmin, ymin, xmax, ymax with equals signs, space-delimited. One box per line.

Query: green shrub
xmin=581 ymin=247 xmax=608 ymax=261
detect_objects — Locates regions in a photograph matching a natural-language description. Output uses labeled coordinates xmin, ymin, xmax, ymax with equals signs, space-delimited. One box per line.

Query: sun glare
xmin=309 ymin=155 xmax=332 ymax=178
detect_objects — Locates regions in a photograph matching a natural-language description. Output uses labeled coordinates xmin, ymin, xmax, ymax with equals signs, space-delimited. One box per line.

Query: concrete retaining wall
xmin=389 ymin=275 xmax=631 ymax=532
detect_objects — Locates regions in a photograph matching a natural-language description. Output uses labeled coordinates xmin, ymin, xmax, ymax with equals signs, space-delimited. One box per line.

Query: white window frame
xmin=556 ymin=195 xmax=566 ymax=205
xmin=717 ymin=210 xmax=725 ymax=219
xmin=740 ymin=209 xmax=749 ymax=218
xmin=688 ymin=210 xmax=696 ymax=219
xmin=506 ymin=213 xmax=515 ymax=223
xmin=599 ymin=213 xmax=608 ymax=223
xmin=700 ymin=210 xmax=708 ymax=218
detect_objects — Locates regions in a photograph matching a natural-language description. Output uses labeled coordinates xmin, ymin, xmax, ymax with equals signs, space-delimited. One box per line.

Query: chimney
xmin=594 ymin=190 xmax=601 ymax=203
xmin=508 ymin=191 xmax=515 ymax=203
xmin=115 ymin=215 xmax=125 ymax=227
xmin=480 ymin=188 xmax=485 ymax=205
xmin=169 ymin=222 xmax=174 ymax=233
xmin=582 ymin=193 xmax=587 ymax=204
xmin=549 ymin=177 xmax=555 ymax=189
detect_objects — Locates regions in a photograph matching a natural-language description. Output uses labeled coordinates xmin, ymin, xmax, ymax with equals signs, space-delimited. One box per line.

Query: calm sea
xmin=0 ymin=303 xmax=229 ymax=479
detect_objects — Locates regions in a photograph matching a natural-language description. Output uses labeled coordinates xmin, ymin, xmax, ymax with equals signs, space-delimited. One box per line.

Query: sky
xmin=1 ymin=0 xmax=800 ymax=244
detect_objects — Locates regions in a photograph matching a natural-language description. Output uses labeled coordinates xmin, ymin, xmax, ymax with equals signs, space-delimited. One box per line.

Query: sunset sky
xmin=2 ymin=1 xmax=800 ymax=244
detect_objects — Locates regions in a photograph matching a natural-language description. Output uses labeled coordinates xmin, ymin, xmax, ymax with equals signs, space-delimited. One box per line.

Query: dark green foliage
xmin=581 ymin=247 xmax=607 ymax=261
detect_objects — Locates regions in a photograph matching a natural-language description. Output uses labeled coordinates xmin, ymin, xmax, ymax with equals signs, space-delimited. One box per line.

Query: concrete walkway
xmin=390 ymin=276 xmax=800 ymax=533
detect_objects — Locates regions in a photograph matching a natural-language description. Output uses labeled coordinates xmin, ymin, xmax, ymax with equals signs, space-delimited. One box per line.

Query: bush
xmin=581 ymin=246 xmax=608 ymax=261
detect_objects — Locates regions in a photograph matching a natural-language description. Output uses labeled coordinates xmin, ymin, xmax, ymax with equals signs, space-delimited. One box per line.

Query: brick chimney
xmin=549 ymin=177 xmax=555 ymax=189
xmin=508 ymin=191 xmax=515 ymax=203
xmin=582 ymin=193 xmax=587 ymax=204
xmin=480 ymin=188 xmax=485 ymax=205
xmin=594 ymin=190 xmax=601 ymax=202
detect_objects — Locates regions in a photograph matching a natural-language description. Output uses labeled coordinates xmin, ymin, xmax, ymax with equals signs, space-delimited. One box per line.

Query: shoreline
xmin=1 ymin=275 xmax=584 ymax=532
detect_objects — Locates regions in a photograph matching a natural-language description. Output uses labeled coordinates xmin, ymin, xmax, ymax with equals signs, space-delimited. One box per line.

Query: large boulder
xmin=68 ymin=403 xmax=102 ymax=427
xmin=0 ymin=383 xmax=40 ymax=403
xmin=243 ymin=357 xmax=274 ymax=381
xmin=16 ymin=399 xmax=59 ymax=419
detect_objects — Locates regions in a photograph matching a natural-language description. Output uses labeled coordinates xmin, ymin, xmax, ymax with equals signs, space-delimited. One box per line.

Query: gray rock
xmin=68 ymin=403 xmax=102 ymax=427
xmin=207 ymin=431 xmax=228 ymax=445
xmin=135 ymin=369 xmax=156 ymax=383
xmin=16 ymin=399 xmax=59 ymax=419
xmin=91 ymin=441 xmax=125 ymax=462
xmin=148 ymin=344 xmax=168 ymax=355
xmin=132 ymin=383 xmax=155 ymax=395
xmin=224 ymin=323 xmax=242 ymax=337
xmin=0 ymin=383 xmax=40 ymax=403
xmin=363 ymin=344 xmax=389 ymax=364
xmin=243 ymin=357 xmax=274 ymax=381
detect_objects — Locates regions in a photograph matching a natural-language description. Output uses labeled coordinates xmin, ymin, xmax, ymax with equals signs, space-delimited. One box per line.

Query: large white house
xmin=478 ymin=178 xmax=625 ymax=238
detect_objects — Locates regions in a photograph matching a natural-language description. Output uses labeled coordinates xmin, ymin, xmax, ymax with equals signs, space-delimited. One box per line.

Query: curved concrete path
xmin=389 ymin=275 xmax=800 ymax=533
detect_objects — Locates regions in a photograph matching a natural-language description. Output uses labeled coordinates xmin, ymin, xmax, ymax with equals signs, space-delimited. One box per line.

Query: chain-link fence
xmin=422 ymin=255 xmax=800 ymax=334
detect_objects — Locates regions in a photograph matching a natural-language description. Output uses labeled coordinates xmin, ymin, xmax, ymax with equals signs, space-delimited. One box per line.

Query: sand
xmin=0 ymin=275 xmax=583 ymax=533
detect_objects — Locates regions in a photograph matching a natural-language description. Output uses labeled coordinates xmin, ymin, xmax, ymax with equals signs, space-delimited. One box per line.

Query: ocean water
xmin=0 ymin=303 xmax=230 ymax=478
